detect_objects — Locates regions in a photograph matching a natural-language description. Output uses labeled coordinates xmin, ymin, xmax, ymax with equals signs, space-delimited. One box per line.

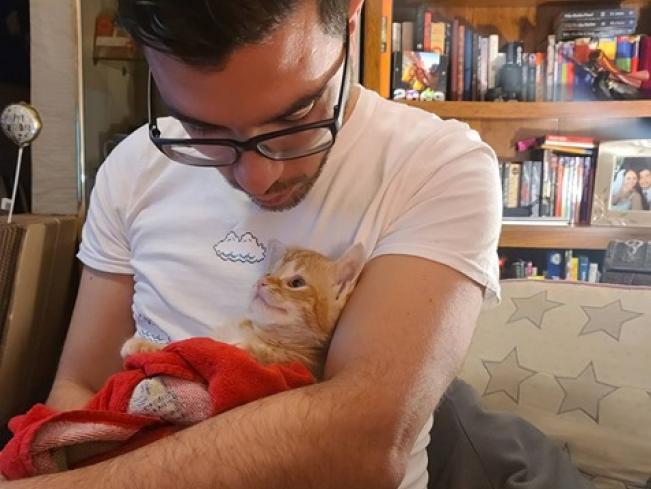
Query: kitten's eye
xmin=286 ymin=276 xmax=306 ymax=289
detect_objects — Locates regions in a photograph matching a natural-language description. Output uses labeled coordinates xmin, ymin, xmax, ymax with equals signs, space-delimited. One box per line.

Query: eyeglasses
xmin=148 ymin=30 xmax=350 ymax=168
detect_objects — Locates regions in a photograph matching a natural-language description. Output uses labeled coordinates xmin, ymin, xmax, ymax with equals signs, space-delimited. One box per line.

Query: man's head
xmin=639 ymin=168 xmax=651 ymax=191
xmin=117 ymin=0 xmax=363 ymax=211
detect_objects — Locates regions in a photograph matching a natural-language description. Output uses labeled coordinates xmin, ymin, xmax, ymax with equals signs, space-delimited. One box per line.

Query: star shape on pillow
xmin=579 ymin=300 xmax=644 ymax=341
xmin=482 ymin=348 xmax=536 ymax=403
xmin=507 ymin=291 xmax=564 ymax=329
xmin=555 ymin=362 xmax=618 ymax=423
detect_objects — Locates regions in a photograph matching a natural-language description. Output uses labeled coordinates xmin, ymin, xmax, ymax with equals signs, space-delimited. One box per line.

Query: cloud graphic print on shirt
xmin=213 ymin=231 xmax=267 ymax=264
xmin=135 ymin=313 xmax=171 ymax=344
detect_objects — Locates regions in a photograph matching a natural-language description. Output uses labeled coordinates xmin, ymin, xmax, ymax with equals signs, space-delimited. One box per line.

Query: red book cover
xmin=544 ymin=135 xmax=596 ymax=147
xmin=450 ymin=18 xmax=459 ymax=100
xmin=640 ymin=35 xmax=651 ymax=91
xmin=424 ymin=10 xmax=432 ymax=52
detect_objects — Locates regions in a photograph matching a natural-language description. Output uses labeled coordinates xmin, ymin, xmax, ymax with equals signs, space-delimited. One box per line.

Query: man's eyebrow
xmin=165 ymin=81 xmax=330 ymax=130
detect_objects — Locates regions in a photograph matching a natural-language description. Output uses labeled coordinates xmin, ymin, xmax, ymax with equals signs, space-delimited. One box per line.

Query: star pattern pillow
xmin=460 ymin=279 xmax=651 ymax=489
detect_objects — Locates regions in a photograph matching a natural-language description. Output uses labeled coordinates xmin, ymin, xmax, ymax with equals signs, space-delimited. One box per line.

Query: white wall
xmin=80 ymin=0 xmax=147 ymax=198
xmin=30 ymin=0 xmax=80 ymax=214
xmin=29 ymin=0 xmax=146 ymax=215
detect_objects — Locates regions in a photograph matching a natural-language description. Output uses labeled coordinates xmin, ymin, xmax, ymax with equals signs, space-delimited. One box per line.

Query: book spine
xmin=488 ymin=34 xmax=500 ymax=89
xmin=520 ymin=52 xmax=529 ymax=101
xmin=415 ymin=6 xmax=425 ymax=51
xmin=391 ymin=23 xmax=403 ymax=98
xmin=507 ymin=162 xmax=522 ymax=208
xmin=535 ymin=53 xmax=545 ymax=101
xmin=479 ymin=37 xmax=489 ymax=100
xmin=521 ymin=161 xmax=532 ymax=208
xmin=527 ymin=53 xmax=537 ymax=101
xmin=430 ymin=21 xmax=447 ymax=55
xmin=546 ymin=35 xmax=556 ymax=101
xmin=560 ymin=8 xmax=637 ymax=21
xmin=558 ymin=18 xmax=638 ymax=30
xmin=531 ymin=161 xmax=543 ymax=217
xmin=463 ymin=26 xmax=473 ymax=100
xmin=472 ymin=31 xmax=479 ymax=101
xmin=457 ymin=24 xmax=465 ymax=101
xmin=423 ymin=10 xmax=432 ymax=52
xmin=578 ymin=255 xmax=590 ymax=281
xmin=401 ymin=21 xmax=414 ymax=51
xmin=449 ymin=19 xmax=459 ymax=100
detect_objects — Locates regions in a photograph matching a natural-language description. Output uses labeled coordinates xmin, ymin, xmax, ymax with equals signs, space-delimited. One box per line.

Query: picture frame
xmin=591 ymin=139 xmax=651 ymax=227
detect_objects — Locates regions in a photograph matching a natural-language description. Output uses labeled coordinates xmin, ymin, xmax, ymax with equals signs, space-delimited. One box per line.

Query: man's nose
xmin=233 ymin=151 xmax=284 ymax=196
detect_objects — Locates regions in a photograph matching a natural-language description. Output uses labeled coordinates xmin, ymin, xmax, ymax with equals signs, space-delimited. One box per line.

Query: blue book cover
xmin=578 ymin=255 xmax=590 ymax=281
xmin=463 ymin=26 xmax=473 ymax=100
xmin=546 ymin=250 xmax=563 ymax=279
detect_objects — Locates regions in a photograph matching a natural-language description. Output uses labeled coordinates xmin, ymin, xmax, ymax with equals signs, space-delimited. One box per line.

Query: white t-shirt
xmin=78 ymin=85 xmax=502 ymax=489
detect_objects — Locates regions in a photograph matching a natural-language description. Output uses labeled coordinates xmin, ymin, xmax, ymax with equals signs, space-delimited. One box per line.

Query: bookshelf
xmin=362 ymin=0 xmax=651 ymax=250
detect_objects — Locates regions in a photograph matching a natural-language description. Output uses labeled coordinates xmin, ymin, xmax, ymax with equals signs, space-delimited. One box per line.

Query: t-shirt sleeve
xmin=77 ymin=159 xmax=133 ymax=274
xmin=371 ymin=121 xmax=502 ymax=305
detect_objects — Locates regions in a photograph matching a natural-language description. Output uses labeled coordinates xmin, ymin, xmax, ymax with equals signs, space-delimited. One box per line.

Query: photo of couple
xmin=610 ymin=157 xmax=651 ymax=212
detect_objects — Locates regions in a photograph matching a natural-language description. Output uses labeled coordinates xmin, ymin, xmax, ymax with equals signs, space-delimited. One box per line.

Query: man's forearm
xmin=5 ymin=375 xmax=400 ymax=489
xmin=46 ymin=378 xmax=95 ymax=411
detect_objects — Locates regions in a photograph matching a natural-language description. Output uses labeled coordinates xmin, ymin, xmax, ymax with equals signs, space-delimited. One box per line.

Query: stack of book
xmin=555 ymin=8 xmax=638 ymax=41
xmin=500 ymin=135 xmax=598 ymax=225
xmin=389 ymin=5 xmax=650 ymax=102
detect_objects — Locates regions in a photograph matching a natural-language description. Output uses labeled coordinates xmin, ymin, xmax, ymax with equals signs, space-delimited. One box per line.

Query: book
xmin=488 ymin=34 xmax=500 ymax=89
xmin=557 ymin=18 xmax=638 ymax=30
xmin=430 ymin=21 xmax=449 ymax=55
xmin=401 ymin=22 xmax=414 ymax=51
xmin=457 ymin=24 xmax=465 ymax=101
xmin=579 ymin=255 xmax=590 ymax=281
xmin=546 ymin=35 xmax=556 ymax=101
xmin=506 ymin=162 xmax=522 ymax=208
xmin=542 ymin=135 xmax=597 ymax=148
xmin=559 ymin=8 xmax=637 ymax=21
xmin=393 ymin=51 xmax=448 ymax=101
xmin=450 ymin=18 xmax=460 ymax=100
xmin=463 ymin=26 xmax=473 ymax=100
xmin=478 ymin=36 xmax=489 ymax=100
xmin=502 ymin=216 xmax=570 ymax=226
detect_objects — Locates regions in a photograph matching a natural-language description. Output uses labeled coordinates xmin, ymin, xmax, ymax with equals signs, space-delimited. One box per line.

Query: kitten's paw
xmin=121 ymin=337 xmax=163 ymax=359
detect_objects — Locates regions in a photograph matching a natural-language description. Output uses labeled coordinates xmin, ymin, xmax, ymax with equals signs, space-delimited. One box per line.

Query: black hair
xmin=117 ymin=0 xmax=348 ymax=68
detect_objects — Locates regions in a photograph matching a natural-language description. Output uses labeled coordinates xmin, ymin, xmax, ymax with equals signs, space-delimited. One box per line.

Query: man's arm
xmin=9 ymin=255 xmax=482 ymax=488
xmin=47 ymin=266 xmax=136 ymax=410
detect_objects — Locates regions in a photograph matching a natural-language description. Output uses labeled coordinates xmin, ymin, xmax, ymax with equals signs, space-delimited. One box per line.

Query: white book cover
xmin=488 ymin=34 xmax=499 ymax=89
xmin=479 ymin=37 xmax=489 ymax=100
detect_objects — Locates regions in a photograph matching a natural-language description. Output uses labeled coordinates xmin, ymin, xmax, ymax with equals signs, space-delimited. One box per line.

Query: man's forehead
xmin=146 ymin=22 xmax=342 ymax=130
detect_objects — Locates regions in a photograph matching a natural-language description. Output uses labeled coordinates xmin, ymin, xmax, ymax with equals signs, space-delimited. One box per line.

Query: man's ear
xmin=265 ymin=239 xmax=287 ymax=271
xmin=334 ymin=243 xmax=366 ymax=300
xmin=348 ymin=0 xmax=364 ymax=36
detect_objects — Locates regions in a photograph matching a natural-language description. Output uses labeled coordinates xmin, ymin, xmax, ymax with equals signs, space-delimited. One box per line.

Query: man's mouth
xmin=252 ymin=184 xmax=299 ymax=207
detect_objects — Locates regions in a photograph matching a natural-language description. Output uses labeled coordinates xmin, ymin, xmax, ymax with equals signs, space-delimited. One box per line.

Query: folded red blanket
xmin=0 ymin=338 xmax=315 ymax=480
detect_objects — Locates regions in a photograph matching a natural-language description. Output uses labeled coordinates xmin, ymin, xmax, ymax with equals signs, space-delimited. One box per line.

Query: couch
xmin=460 ymin=279 xmax=651 ymax=489
xmin=0 ymin=215 xmax=79 ymax=431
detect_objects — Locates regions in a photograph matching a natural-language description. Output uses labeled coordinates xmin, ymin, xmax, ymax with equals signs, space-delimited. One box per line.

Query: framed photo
xmin=591 ymin=139 xmax=651 ymax=227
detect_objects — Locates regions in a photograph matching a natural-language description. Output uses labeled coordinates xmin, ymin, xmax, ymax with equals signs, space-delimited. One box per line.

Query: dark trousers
xmin=426 ymin=379 xmax=595 ymax=489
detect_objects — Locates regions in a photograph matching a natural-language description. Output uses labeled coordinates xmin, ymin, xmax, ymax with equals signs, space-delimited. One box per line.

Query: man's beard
xmin=225 ymin=150 xmax=329 ymax=211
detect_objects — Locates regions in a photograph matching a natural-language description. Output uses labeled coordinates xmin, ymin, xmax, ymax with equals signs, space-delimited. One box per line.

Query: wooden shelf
xmin=499 ymin=224 xmax=651 ymax=250
xmin=400 ymin=101 xmax=651 ymax=120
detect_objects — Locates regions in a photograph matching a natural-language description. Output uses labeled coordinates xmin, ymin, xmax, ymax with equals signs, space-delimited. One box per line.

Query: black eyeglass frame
xmin=148 ymin=29 xmax=350 ymax=167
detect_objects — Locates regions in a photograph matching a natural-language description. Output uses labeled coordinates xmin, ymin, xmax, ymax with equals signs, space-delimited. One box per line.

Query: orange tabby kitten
xmin=121 ymin=241 xmax=365 ymax=378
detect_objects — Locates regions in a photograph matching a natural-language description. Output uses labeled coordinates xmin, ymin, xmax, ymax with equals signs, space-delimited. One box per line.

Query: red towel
xmin=0 ymin=338 xmax=314 ymax=480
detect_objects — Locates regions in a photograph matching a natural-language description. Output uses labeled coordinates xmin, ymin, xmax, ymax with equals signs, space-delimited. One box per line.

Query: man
xmin=9 ymin=1 xmax=502 ymax=487
xmin=639 ymin=167 xmax=651 ymax=208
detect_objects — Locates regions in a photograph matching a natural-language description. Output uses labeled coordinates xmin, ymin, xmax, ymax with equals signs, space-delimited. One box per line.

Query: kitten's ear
xmin=265 ymin=239 xmax=288 ymax=270
xmin=333 ymin=243 xmax=366 ymax=300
